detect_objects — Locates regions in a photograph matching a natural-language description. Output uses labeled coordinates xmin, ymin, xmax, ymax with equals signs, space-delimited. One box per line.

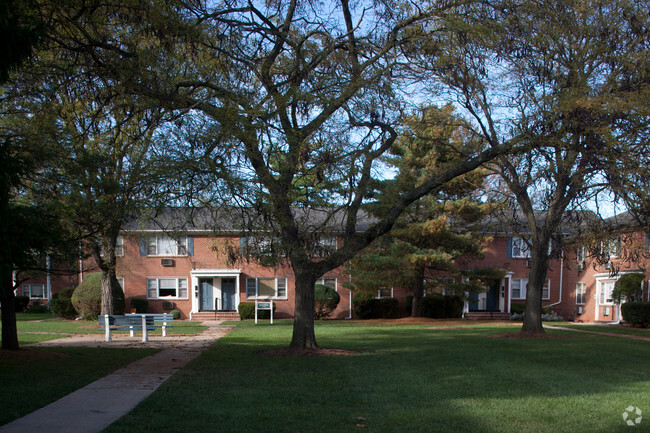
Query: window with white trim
xmin=511 ymin=278 xmax=527 ymax=300
xmin=512 ymin=237 xmax=530 ymax=258
xmin=147 ymin=235 xmax=187 ymax=256
xmin=317 ymin=277 xmax=337 ymax=291
xmin=599 ymin=280 xmax=615 ymax=305
xmin=23 ymin=284 xmax=45 ymax=299
xmin=601 ymin=237 xmax=621 ymax=258
xmin=575 ymin=282 xmax=586 ymax=305
xmin=246 ymin=277 xmax=287 ymax=299
xmin=146 ymin=277 xmax=188 ymax=299
xmin=313 ymin=236 xmax=337 ymax=256
xmin=377 ymin=287 xmax=393 ymax=298
xmin=576 ymin=245 xmax=586 ymax=263
xmin=115 ymin=236 xmax=124 ymax=257
xmin=511 ymin=278 xmax=550 ymax=300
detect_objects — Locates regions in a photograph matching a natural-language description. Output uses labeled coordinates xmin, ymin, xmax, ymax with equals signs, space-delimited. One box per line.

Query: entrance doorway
xmin=199 ymin=279 xmax=214 ymax=311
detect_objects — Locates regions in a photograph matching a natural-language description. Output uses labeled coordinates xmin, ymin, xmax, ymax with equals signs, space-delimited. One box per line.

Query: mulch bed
xmin=256 ymin=347 xmax=369 ymax=357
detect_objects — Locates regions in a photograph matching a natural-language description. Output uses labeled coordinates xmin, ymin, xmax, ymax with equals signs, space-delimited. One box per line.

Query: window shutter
xmin=139 ymin=238 xmax=147 ymax=256
xmin=187 ymin=236 xmax=194 ymax=256
xmin=506 ymin=237 xmax=513 ymax=258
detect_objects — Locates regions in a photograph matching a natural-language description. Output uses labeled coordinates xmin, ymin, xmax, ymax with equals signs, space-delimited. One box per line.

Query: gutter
xmin=548 ymin=254 xmax=564 ymax=308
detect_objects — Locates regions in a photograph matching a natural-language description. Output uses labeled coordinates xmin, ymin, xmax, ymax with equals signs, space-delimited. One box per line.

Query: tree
xmin=24 ymin=0 xmax=518 ymax=349
xmin=412 ymin=0 xmax=649 ymax=335
xmin=348 ymin=105 xmax=503 ymax=317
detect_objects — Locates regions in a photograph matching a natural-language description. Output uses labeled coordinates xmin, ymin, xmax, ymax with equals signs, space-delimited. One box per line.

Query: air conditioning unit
xmin=161 ymin=258 xmax=175 ymax=267
xmin=576 ymin=306 xmax=583 ymax=315
xmin=161 ymin=301 xmax=175 ymax=309
xmin=577 ymin=262 xmax=585 ymax=271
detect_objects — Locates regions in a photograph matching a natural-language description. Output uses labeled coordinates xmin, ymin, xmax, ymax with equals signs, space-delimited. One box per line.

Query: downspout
xmin=78 ymin=243 xmax=84 ymax=283
xmin=548 ymin=254 xmax=563 ymax=308
xmin=46 ymin=255 xmax=51 ymax=302
xmin=346 ymin=263 xmax=352 ymax=319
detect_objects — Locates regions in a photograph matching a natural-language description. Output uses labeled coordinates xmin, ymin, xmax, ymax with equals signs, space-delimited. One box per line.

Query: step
xmin=190 ymin=311 xmax=241 ymax=321
xmin=465 ymin=311 xmax=511 ymax=321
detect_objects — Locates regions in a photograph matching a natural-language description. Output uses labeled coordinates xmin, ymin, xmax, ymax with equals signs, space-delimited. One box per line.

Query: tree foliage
xmin=409 ymin=0 xmax=650 ymax=334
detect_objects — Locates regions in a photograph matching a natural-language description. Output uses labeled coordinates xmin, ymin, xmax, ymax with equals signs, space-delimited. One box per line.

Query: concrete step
xmin=190 ymin=311 xmax=241 ymax=321
xmin=465 ymin=311 xmax=511 ymax=321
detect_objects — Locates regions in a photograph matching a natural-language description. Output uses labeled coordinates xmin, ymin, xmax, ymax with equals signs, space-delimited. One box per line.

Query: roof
xmin=122 ymin=207 xmax=376 ymax=234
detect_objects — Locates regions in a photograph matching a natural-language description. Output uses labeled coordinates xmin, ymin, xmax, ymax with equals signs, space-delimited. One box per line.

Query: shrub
xmin=71 ymin=273 xmax=125 ymax=320
xmin=130 ymin=297 xmax=149 ymax=313
xmin=237 ymin=301 xmax=275 ymax=319
xmin=314 ymin=284 xmax=340 ymax=319
xmin=621 ymin=302 xmax=650 ymax=328
xmin=444 ymin=295 xmax=464 ymax=318
xmin=50 ymin=287 xmax=77 ymax=319
xmin=25 ymin=302 xmax=49 ymax=313
xmin=510 ymin=303 xmax=526 ymax=315
xmin=421 ymin=295 xmax=446 ymax=318
xmin=353 ymin=291 xmax=376 ymax=319
xmin=613 ymin=273 xmax=645 ymax=303
xmin=171 ymin=309 xmax=181 ymax=319
xmin=14 ymin=296 xmax=30 ymax=312
xmin=377 ymin=298 xmax=399 ymax=318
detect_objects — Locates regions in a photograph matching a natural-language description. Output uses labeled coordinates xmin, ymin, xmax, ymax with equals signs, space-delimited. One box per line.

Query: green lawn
xmin=13 ymin=312 xmax=207 ymax=339
xmin=549 ymin=323 xmax=650 ymax=337
xmin=102 ymin=321 xmax=650 ymax=433
xmin=0 ymin=346 xmax=158 ymax=425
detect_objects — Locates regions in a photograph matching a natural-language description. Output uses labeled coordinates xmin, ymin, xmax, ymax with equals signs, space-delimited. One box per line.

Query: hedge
xmin=621 ymin=302 xmax=650 ymax=328
xmin=50 ymin=287 xmax=77 ymax=319
xmin=406 ymin=295 xmax=464 ymax=318
xmin=238 ymin=301 xmax=275 ymax=319
xmin=71 ymin=273 xmax=125 ymax=320
xmin=130 ymin=297 xmax=149 ymax=313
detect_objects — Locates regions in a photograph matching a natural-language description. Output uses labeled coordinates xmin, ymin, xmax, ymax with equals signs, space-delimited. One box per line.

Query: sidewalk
xmin=0 ymin=321 xmax=234 ymax=433
xmin=545 ymin=325 xmax=650 ymax=341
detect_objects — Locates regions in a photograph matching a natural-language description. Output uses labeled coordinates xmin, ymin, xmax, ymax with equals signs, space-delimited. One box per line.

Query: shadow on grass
xmin=103 ymin=323 xmax=650 ymax=433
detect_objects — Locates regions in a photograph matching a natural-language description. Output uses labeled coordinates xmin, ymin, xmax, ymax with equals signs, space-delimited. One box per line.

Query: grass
xmin=548 ymin=323 xmax=650 ymax=337
xmin=1 ymin=311 xmax=206 ymax=426
xmin=0 ymin=346 xmax=158 ymax=425
xmin=103 ymin=321 xmax=650 ymax=433
xmin=13 ymin=312 xmax=207 ymax=341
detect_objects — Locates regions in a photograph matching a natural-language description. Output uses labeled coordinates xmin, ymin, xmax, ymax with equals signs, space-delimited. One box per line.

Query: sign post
xmin=255 ymin=300 xmax=274 ymax=324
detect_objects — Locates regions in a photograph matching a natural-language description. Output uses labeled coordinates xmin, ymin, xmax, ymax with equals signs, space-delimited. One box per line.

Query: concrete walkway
xmin=0 ymin=321 xmax=233 ymax=433
xmin=545 ymin=325 xmax=650 ymax=341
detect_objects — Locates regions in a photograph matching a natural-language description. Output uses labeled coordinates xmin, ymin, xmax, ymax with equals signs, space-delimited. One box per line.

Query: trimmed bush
xmin=421 ymin=295 xmax=446 ymax=318
xmin=621 ymin=302 xmax=650 ymax=328
xmin=14 ymin=296 xmax=30 ymax=312
xmin=237 ymin=301 xmax=275 ymax=319
xmin=377 ymin=297 xmax=399 ymax=318
xmin=71 ymin=273 xmax=125 ymax=320
xmin=353 ymin=291 xmax=376 ymax=319
xmin=130 ymin=297 xmax=149 ymax=313
xmin=510 ymin=303 xmax=526 ymax=315
xmin=314 ymin=284 xmax=340 ymax=319
xmin=25 ymin=303 xmax=49 ymax=313
xmin=50 ymin=287 xmax=77 ymax=319
xmin=171 ymin=309 xmax=181 ymax=319
xmin=445 ymin=295 xmax=464 ymax=318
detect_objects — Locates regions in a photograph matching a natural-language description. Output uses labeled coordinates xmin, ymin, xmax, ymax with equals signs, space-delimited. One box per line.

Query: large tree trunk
xmin=411 ymin=265 xmax=425 ymax=317
xmin=1 ymin=273 xmax=19 ymax=350
xmin=100 ymin=270 xmax=117 ymax=316
xmin=290 ymin=273 xmax=318 ymax=349
xmin=521 ymin=245 xmax=550 ymax=336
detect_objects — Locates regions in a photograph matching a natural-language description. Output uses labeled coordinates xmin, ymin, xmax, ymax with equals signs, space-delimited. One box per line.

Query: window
xmin=313 ymin=236 xmax=337 ymax=256
xmin=576 ymin=245 xmax=586 ymax=263
xmin=23 ymin=284 xmax=45 ymax=299
xmin=511 ymin=278 xmax=527 ymax=299
xmin=576 ymin=282 xmax=586 ymax=305
xmin=146 ymin=235 xmax=188 ymax=256
xmin=317 ymin=277 xmax=337 ymax=291
xmin=246 ymin=277 xmax=287 ymax=299
xmin=508 ymin=237 xmax=530 ymax=258
xmin=600 ymin=280 xmax=615 ymax=305
xmin=601 ymin=236 xmax=621 ymax=258
xmin=377 ymin=287 xmax=393 ymax=298
xmin=512 ymin=278 xmax=549 ymax=300
xmin=146 ymin=278 xmax=188 ymax=299
xmin=115 ymin=236 xmax=124 ymax=257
